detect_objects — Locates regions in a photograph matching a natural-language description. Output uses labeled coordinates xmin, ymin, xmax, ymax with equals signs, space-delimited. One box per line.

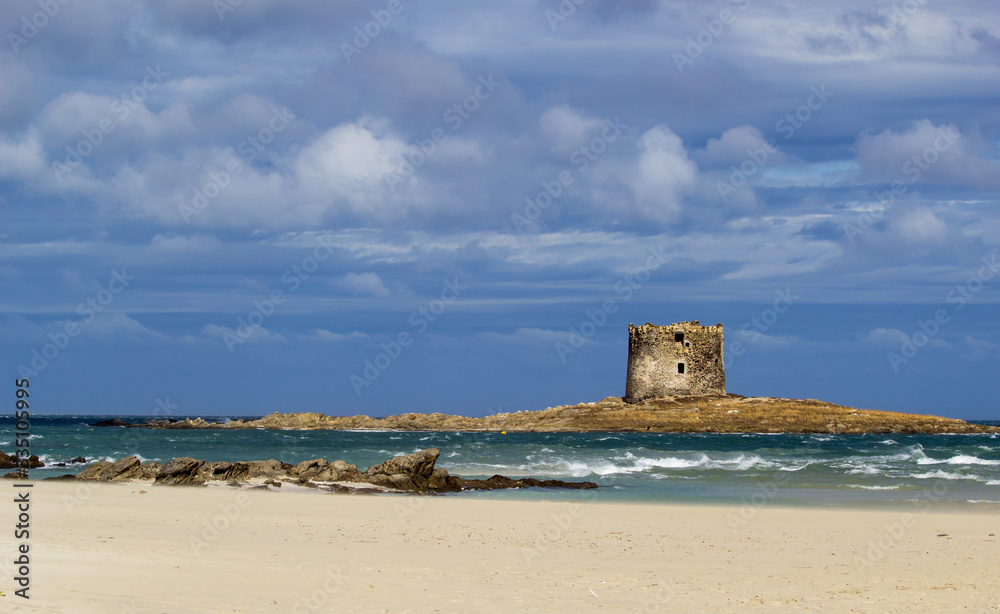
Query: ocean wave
xmin=891 ymin=444 xmax=927 ymax=462
xmin=846 ymin=465 xmax=882 ymax=476
xmin=946 ymin=454 xmax=1000 ymax=466
xmin=778 ymin=461 xmax=814 ymax=472
xmin=910 ymin=469 xmax=983 ymax=481
xmin=603 ymin=453 xmax=773 ymax=475
xmin=986 ymin=480 xmax=1000 ymax=486
xmin=37 ymin=453 xmax=123 ymax=464
xmin=919 ymin=454 xmax=1000 ymax=466
xmin=879 ymin=439 xmax=898 ymax=445
xmin=446 ymin=452 xmax=779 ymax=478
xmin=847 ymin=484 xmax=902 ymax=490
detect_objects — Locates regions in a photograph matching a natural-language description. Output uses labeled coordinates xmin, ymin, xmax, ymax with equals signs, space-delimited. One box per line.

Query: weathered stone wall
xmin=624 ymin=321 xmax=725 ymax=403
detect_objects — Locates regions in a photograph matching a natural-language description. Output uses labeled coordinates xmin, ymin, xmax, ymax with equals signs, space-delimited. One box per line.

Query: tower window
xmin=674 ymin=332 xmax=684 ymax=343
xmin=678 ymin=362 xmax=685 ymax=374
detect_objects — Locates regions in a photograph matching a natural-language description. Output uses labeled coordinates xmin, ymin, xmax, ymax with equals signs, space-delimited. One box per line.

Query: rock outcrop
xmin=155 ymin=457 xmax=207 ymax=485
xmin=100 ymin=455 xmax=143 ymax=482
xmin=91 ymin=395 xmax=1000 ymax=435
xmin=74 ymin=448 xmax=597 ymax=494
xmin=364 ymin=448 xmax=441 ymax=491
xmin=0 ymin=451 xmax=44 ymax=469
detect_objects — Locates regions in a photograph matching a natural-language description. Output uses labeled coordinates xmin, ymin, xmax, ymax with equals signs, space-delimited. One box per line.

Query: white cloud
xmin=538 ymin=105 xmax=606 ymax=152
xmin=629 ymin=125 xmax=698 ymax=223
xmin=303 ymin=329 xmax=367 ymax=342
xmin=861 ymin=327 xmax=949 ymax=350
xmin=81 ymin=313 xmax=169 ymax=341
xmin=0 ymin=130 xmax=46 ymax=179
xmin=886 ymin=206 xmax=949 ymax=246
xmin=148 ymin=233 xmax=223 ymax=252
xmin=294 ymin=117 xmax=408 ymax=216
xmin=330 ymin=272 xmax=391 ymax=297
xmin=698 ymin=125 xmax=783 ymax=167
xmin=201 ymin=323 xmax=285 ymax=344
xmin=855 ymin=120 xmax=1000 ymax=188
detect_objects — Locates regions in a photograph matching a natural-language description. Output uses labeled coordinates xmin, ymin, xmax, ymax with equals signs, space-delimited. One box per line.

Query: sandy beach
xmin=0 ymin=482 xmax=996 ymax=613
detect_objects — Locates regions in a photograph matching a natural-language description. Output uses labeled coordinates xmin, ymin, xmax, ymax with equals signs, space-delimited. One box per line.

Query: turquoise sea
xmin=5 ymin=416 xmax=1000 ymax=508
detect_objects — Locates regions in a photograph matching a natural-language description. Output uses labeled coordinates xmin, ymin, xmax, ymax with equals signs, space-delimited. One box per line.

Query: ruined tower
xmin=624 ymin=321 xmax=725 ymax=403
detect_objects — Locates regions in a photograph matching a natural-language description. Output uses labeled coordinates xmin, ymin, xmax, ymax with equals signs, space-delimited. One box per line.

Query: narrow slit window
xmin=674 ymin=332 xmax=684 ymax=343
xmin=677 ymin=362 xmax=685 ymax=374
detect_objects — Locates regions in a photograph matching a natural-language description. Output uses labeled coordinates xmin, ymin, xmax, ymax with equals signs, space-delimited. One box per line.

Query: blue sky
xmin=2 ymin=0 xmax=999 ymax=418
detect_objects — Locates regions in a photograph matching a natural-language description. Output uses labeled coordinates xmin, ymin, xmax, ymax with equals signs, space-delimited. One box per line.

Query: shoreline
xmin=141 ymin=479 xmax=1000 ymax=512
xmin=16 ymin=473 xmax=1000 ymax=510
xmin=5 ymin=481 xmax=998 ymax=613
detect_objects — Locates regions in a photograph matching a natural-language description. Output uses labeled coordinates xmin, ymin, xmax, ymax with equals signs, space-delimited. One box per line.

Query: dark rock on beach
xmin=76 ymin=461 xmax=110 ymax=480
xmin=0 ymin=451 xmax=16 ymax=468
xmin=246 ymin=459 xmax=296 ymax=479
xmin=0 ymin=451 xmax=44 ymax=469
xmin=452 ymin=475 xmax=599 ymax=491
xmin=155 ymin=457 xmax=207 ymax=486
xmin=101 ymin=455 xmax=143 ymax=482
xmin=74 ymin=456 xmax=152 ymax=482
xmin=73 ymin=447 xmax=598 ymax=494
xmin=364 ymin=447 xmax=442 ymax=491
xmin=361 ymin=448 xmax=598 ymax=493
xmin=205 ymin=461 xmax=252 ymax=483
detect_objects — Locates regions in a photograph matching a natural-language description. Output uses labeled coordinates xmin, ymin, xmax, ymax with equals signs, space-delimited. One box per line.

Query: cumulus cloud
xmin=697 ymin=125 xmax=783 ymax=167
xmin=628 ymin=125 xmax=698 ymax=223
xmin=854 ymin=120 xmax=1000 ymax=188
xmin=294 ymin=117 xmax=407 ymax=214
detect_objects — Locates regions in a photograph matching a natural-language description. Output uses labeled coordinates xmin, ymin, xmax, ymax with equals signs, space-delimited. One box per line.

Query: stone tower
xmin=624 ymin=321 xmax=725 ymax=403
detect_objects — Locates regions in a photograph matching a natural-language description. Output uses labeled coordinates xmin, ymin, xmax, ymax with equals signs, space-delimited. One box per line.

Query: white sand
xmin=1 ymin=482 xmax=998 ymax=613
